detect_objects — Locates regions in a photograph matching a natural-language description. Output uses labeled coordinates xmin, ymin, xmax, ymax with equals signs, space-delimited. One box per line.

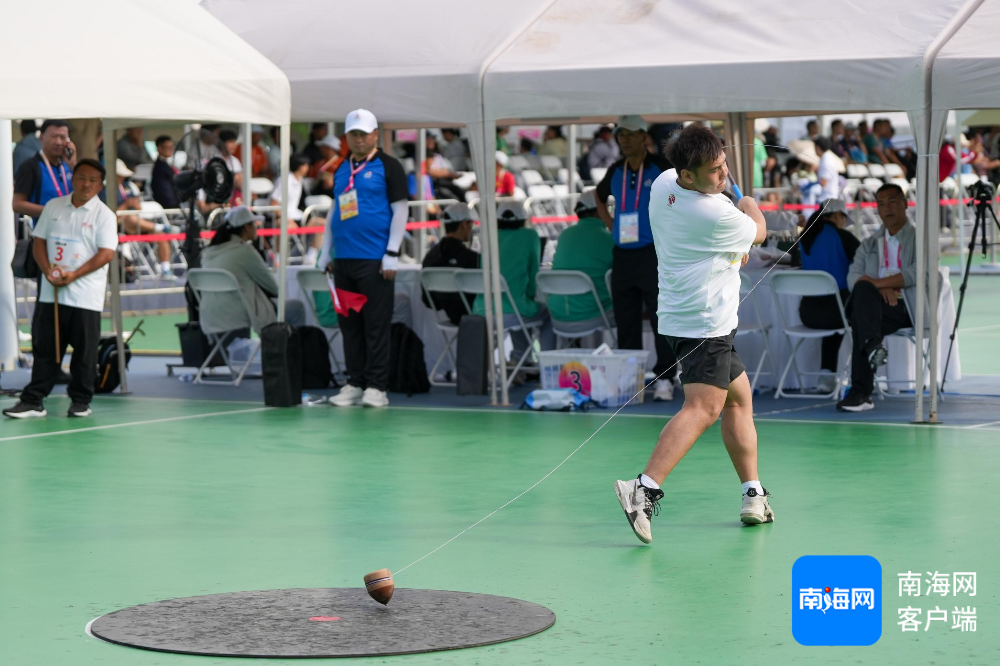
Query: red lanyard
xmin=118 ymin=184 xmax=128 ymax=201
xmin=41 ymin=154 xmax=69 ymax=198
xmin=619 ymin=160 xmax=644 ymax=214
xmin=345 ymin=149 xmax=377 ymax=192
xmin=883 ymin=236 xmax=901 ymax=270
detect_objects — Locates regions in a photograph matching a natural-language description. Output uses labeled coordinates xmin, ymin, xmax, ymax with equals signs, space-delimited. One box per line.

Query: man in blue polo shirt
xmin=596 ymin=115 xmax=679 ymax=401
xmin=12 ymin=119 xmax=77 ymax=239
xmin=321 ymin=109 xmax=409 ymax=409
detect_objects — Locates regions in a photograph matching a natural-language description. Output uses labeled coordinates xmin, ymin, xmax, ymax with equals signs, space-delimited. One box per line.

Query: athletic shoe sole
xmin=361 ymin=400 xmax=388 ymax=408
xmin=68 ymin=409 xmax=92 ymax=418
xmin=838 ymin=401 xmax=874 ymax=413
xmin=329 ymin=396 xmax=363 ymax=407
xmin=740 ymin=509 xmax=775 ymax=524
xmin=614 ymin=480 xmax=651 ymax=544
xmin=3 ymin=409 xmax=47 ymax=419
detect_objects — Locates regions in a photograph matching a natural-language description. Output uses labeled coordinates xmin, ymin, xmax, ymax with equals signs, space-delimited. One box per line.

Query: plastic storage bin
xmin=539 ymin=349 xmax=650 ymax=408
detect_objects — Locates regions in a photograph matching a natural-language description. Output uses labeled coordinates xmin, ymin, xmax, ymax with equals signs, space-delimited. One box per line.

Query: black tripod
xmin=942 ymin=181 xmax=999 ymax=390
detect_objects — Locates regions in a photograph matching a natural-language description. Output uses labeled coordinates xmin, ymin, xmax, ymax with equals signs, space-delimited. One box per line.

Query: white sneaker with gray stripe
xmin=614 ymin=476 xmax=664 ymax=544
xmin=740 ymin=487 xmax=775 ymax=524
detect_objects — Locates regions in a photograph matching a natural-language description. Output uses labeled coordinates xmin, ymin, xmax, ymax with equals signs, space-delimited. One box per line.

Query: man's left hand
xmin=51 ymin=269 xmax=76 ymax=287
xmin=380 ymin=254 xmax=398 ymax=280
xmin=740 ymin=253 xmax=749 ymax=268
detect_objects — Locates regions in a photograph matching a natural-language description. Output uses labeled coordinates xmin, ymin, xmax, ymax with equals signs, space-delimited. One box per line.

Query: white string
xmin=392 ymin=145 xmax=834 ymax=579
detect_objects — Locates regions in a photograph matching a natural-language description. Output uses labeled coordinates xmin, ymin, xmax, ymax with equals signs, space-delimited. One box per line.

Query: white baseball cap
xmin=345 ymin=109 xmax=378 ymax=134
xmin=574 ymin=190 xmax=599 ymax=215
xmin=115 ymin=158 xmax=133 ymax=178
xmin=318 ymin=134 xmax=341 ymax=151
xmin=495 ymin=150 xmax=509 ymax=167
xmin=497 ymin=200 xmax=529 ymax=222
xmin=441 ymin=203 xmax=478 ymax=223
xmin=615 ymin=114 xmax=647 ymax=134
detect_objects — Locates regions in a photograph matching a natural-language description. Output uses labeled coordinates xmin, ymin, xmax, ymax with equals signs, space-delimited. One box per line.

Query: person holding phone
xmin=12 ymin=119 xmax=78 ymax=236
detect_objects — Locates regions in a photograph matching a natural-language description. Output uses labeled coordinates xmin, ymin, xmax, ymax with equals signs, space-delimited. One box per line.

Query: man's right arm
xmin=12 ymin=160 xmax=43 ymax=218
xmin=738 ymin=197 xmax=767 ymax=244
xmin=12 ymin=193 xmax=43 ymax=219
xmin=595 ymin=166 xmax=615 ymax=231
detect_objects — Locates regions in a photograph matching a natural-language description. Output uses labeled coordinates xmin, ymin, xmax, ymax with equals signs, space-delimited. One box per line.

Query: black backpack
xmin=388 ymin=322 xmax=430 ymax=396
xmin=297 ymin=325 xmax=334 ymax=389
xmin=95 ymin=320 xmax=144 ymax=393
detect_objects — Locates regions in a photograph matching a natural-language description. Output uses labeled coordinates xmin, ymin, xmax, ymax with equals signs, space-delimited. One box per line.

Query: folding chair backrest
xmin=420 ymin=267 xmax=461 ymax=294
xmin=187 ymin=268 xmax=251 ymax=334
xmin=770 ymin=270 xmax=840 ymax=297
xmin=507 ymin=155 xmax=530 ymax=173
xmin=296 ymin=268 xmax=339 ymax=329
xmin=540 ymin=155 xmax=563 ymax=172
xmin=536 ymin=270 xmax=596 ymax=297
xmin=251 ymin=177 xmax=275 ymax=196
xmin=453 ymin=269 xmax=489 ymax=295
xmin=521 ymin=170 xmax=544 ymax=187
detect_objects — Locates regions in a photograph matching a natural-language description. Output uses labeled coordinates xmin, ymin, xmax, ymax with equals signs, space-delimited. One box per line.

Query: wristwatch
xmin=385 ymin=250 xmax=400 ymax=258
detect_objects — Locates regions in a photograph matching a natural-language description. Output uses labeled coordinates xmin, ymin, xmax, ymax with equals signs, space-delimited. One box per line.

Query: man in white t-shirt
xmin=815 ymin=136 xmax=842 ymax=203
xmin=271 ymin=153 xmax=322 ymax=265
xmin=614 ymin=124 xmax=772 ymax=544
xmin=4 ymin=159 xmax=118 ymax=419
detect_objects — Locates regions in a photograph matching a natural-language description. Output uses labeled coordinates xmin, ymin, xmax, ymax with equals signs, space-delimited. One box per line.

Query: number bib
xmin=618 ymin=212 xmax=639 ymax=245
xmin=338 ymin=189 xmax=359 ymax=220
xmin=50 ymin=238 xmax=80 ymax=271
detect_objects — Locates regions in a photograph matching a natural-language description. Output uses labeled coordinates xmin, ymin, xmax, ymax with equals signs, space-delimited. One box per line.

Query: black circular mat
xmin=89 ymin=588 xmax=555 ymax=658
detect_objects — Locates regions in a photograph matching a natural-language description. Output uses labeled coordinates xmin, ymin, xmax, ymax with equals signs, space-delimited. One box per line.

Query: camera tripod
xmin=942 ymin=182 xmax=999 ymax=390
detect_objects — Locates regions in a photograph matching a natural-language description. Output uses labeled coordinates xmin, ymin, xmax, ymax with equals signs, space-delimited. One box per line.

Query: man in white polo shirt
xmin=614 ymin=124 xmax=773 ymax=544
xmin=4 ymin=159 xmax=118 ymax=419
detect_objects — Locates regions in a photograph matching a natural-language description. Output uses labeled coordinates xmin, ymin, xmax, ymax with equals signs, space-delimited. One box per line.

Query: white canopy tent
xmin=201 ymin=0 xmax=555 ymax=404
xmin=0 ymin=0 xmax=291 ymax=387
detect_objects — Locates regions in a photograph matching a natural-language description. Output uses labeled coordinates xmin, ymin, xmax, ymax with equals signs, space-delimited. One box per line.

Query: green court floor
xmin=0 ymin=397 xmax=996 ymax=665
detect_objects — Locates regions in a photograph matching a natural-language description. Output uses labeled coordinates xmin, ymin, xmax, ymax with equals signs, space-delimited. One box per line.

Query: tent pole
xmin=567 ymin=124 xmax=577 ymax=198
xmin=912 ymin=114 xmax=927 ymax=423
xmin=277 ymin=123 xmax=291 ymax=321
xmin=104 ymin=125 xmax=129 ymax=394
xmin=417 ymin=128 xmax=427 ymax=260
xmin=0 ymin=120 xmax=18 ymax=370
xmin=242 ymin=123 xmax=252 ymax=204
xmin=485 ymin=119 xmax=508 ymax=405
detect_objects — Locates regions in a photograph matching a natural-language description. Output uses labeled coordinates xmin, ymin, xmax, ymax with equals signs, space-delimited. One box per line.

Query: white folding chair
xmin=874 ymin=290 xmax=935 ymax=400
xmin=295 ymin=268 xmax=344 ymax=376
xmin=419 ymin=267 xmax=464 ymax=386
xmin=866 ymin=163 xmax=888 ymax=180
xmin=770 ymin=271 xmax=851 ymax=399
xmin=883 ymin=163 xmax=905 ymax=179
xmin=186 ymin=269 xmax=262 ymax=386
xmin=846 ymin=164 xmax=870 ymax=179
xmin=536 ymin=270 xmax=616 ymax=347
xmin=736 ymin=272 xmax=778 ymax=392
xmin=539 ymin=155 xmax=563 ymax=181
xmin=506 ymin=154 xmax=530 ymax=173
xmin=589 ymin=167 xmax=607 ymax=185
xmin=520 ymin=169 xmax=545 ymax=188
xmin=453 ymin=269 xmax=543 ymax=390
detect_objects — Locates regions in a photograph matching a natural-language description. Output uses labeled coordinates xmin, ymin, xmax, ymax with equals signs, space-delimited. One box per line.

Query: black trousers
xmin=798 ymin=290 xmax=851 ymax=372
xmin=611 ymin=245 xmax=678 ymax=378
xmin=22 ymin=302 xmax=101 ymax=405
xmin=333 ymin=259 xmax=395 ymax=391
xmin=847 ymin=280 xmax=912 ymax=396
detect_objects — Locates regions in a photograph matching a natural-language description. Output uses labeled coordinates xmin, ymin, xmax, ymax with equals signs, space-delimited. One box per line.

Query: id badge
xmin=618 ymin=212 xmax=639 ymax=244
xmin=338 ymin=189 xmax=359 ymax=220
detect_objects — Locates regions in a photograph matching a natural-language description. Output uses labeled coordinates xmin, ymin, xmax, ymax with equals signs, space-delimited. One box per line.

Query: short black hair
xmin=20 ymin=119 xmax=37 ymax=135
xmin=815 ymin=136 xmax=832 ymax=152
xmin=831 ymin=118 xmax=844 ymax=128
xmin=311 ymin=122 xmax=327 ymax=131
xmin=155 ymin=135 xmax=173 ymax=147
xmin=40 ymin=119 xmax=69 ymax=135
xmin=875 ymin=183 xmax=906 ymax=201
xmin=806 ymin=119 xmax=818 ymax=129
xmin=73 ymin=158 xmax=106 ymax=178
xmin=290 ymin=153 xmax=309 ymax=172
xmin=219 ymin=130 xmax=237 ymax=143
xmin=443 ymin=220 xmax=465 ymax=233
xmin=666 ymin=124 xmax=724 ymax=174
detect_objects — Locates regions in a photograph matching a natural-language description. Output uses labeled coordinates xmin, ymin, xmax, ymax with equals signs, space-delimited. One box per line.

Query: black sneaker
xmin=836 ymin=390 xmax=874 ymax=412
xmin=2 ymin=401 xmax=47 ymax=419
xmin=868 ymin=345 xmax=888 ymax=370
xmin=67 ymin=402 xmax=92 ymax=417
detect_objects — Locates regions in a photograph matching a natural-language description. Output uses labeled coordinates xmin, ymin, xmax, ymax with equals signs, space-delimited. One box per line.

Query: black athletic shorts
xmin=664 ymin=329 xmax=746 ymax=390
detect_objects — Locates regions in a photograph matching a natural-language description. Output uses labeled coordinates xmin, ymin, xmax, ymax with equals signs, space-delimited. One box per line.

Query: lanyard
xmin=883 ymin=235 xmax=901 ymax=269
xmin=345 ymin=148 xmax=377 ymax=192
xmin=41 ymin=153 xmax=69 ymax=198
xmin=119 ymin=184 xmax=128 ymax=201
xmin=619 ymin=160 xmax=644 ymax=214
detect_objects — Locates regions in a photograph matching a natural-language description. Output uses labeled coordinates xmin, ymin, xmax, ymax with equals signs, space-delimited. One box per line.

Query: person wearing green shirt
xmin=473 ymin=201 xmax=553 ymax=364
xmin=753 ymin=135 xmax=767 ymax=189
xmin=547 ymin=190 xmax=615 ymax=329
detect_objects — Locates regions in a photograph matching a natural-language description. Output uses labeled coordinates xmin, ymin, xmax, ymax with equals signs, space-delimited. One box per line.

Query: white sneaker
xmin=329 ymin=385 xmax=364 ymax=407
xmin=614 ymin=477 xmax=664 ymax=544
xmin=361 ymin=387 xmax=389 ymax=408
xmin=740 ymin=487 xmax=775 ymax=525
xmin=816 ymin=372 xmax=839 ymax=395
xmin=652 ymin=379 xmax=674 ymax=402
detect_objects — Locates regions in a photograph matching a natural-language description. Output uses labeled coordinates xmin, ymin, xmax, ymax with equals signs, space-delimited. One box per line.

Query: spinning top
xmin=363 ymin=569 xmax=394 ymax=605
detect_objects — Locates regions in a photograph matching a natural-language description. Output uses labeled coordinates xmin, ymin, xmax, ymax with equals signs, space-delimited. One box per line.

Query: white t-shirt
xmin=271 ymin=174 xmax=303 ymax=222
xmin=878 ymin=232 xmax=902 ymax=278
xmin=32 ymin=194 xmax=119 ymax=312
xmin=818 ymin=150 xmax=840 ymax=202
xmin=649 ymin=169 xmax=758 ymax=339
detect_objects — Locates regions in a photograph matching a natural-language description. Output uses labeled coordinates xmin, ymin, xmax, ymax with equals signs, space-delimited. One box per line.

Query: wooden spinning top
xmin=363 ymin=569 xmax=394 ymax=605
